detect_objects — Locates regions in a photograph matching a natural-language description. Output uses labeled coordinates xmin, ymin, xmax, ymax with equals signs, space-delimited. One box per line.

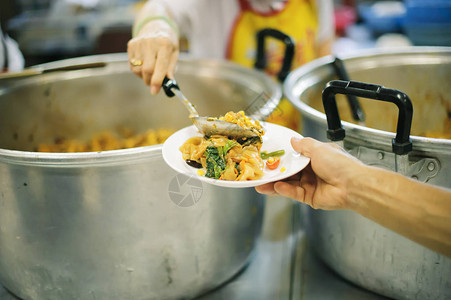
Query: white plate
xmin=162 ymin=122 xmax=310 ymax=188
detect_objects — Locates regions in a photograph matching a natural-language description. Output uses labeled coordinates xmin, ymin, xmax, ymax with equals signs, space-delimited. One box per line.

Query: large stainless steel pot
xmin=0 ymin=53 xmax=282 ymax=300
xmin=283 ymin=47 xmax=451 ymax=300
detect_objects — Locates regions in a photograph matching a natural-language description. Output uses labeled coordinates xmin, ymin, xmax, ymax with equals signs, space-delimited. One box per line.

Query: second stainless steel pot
xmin=284 ymin=47 xmax=451 ymax=300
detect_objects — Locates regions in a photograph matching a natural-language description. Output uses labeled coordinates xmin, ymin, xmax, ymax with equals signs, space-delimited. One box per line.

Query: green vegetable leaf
xmin=238 ymin=136 xmax=262 ymax=147
xmin=261 ymin=149 xmax=285 ymax=159
xmin=205 ymin=146 xmax=226 ymax=179
xmin=223 ymin=140 xmax=238 ymax=156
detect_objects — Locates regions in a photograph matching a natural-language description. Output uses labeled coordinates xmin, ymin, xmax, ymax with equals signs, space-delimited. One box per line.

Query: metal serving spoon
xmin=162 ymin=77 xmax=261 ymax=139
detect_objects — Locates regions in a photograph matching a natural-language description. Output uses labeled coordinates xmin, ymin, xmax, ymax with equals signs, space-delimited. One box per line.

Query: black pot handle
xmin=254 ymin=28 xmax=295 ymax=82
xmin=322 ymin=80 xmax=413 ymax=155
xmin=331 ymin=57 xmax=365 ymax=122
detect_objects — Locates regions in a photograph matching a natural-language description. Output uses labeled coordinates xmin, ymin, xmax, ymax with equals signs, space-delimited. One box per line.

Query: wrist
xmin=134 ymin=21 xmax=180 ymax=48
xmin=133 ymin=15 xmax=179 ymax=38
xmin=344 ymin=162 xmax=373 ymax=212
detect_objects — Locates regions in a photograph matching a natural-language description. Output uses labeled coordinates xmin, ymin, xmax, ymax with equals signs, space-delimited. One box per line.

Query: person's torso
xmin=166 ymin=0 xmax=319 ymax=68
xmin=165 ymin=0 xmax=321 ymax=129
xmin=226 ymin=0 xmax=318 ymax=75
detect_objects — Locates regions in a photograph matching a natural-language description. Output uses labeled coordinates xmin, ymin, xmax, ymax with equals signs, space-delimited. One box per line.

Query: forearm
xmin=347 ymin=165 xmax=451 ymax=257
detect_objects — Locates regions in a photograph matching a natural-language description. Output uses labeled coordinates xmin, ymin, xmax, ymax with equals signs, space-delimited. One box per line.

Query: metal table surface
xmin=0 ymin=197 xmax=388 ymax=300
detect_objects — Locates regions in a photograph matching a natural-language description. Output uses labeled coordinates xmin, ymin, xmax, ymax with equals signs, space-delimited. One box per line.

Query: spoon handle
xmin=162 ymin=77 xmax=199 ymax=117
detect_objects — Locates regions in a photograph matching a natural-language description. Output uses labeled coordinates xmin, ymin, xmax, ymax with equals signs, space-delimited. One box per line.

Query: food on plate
xmin=260 ymin=149 xmax=285 ymax=159
xmin=180 ymin=111 xmax=288 ymax=181
xmin=180 ymin=135 xmax=264 ymax=180
xmin=265 ymin=156 xmax=281 ymax=170
xmin=179 ymin=111 xmax=271 ymax=181
xmin=37 ymin=127 xmax=175 ymax=152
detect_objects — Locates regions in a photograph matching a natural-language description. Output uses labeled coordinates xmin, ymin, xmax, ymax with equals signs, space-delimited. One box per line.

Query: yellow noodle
xmin=37 ymin=127 xmax=175 ymax=153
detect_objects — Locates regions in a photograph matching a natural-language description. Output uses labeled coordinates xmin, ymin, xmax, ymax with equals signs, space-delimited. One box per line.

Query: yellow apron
xmin=226 ymin=0 xmax=318 ymax=130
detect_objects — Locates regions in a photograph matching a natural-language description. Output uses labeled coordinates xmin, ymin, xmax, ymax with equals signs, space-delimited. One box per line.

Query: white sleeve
xmin=162 ymin=0 xmax=197 ymax=38
xmin=161 ymin=0 xmax=239 ymax=59
xmin=0 ymin=31 xmax=25 ymax=72
xmin=315 ymin=0 xmax=335 ymax=43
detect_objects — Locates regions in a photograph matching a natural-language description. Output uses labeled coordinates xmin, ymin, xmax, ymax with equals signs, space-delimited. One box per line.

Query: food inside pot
xmin=36 ymin=127 xmax=175 ymax=152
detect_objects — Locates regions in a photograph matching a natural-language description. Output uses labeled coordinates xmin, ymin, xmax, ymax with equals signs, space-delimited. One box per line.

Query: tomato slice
xmin=266 ymin=157 xmax=280 ymax=170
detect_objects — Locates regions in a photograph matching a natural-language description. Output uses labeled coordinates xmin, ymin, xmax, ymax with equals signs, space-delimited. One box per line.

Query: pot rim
xmin=0 ymin=145 xmax=163 ymax=167
xmin=283 ymin=46 xmax=451 ymax=153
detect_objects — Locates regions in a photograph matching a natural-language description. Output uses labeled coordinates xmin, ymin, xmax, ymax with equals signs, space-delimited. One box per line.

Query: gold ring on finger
xmin=130 ymin=58 xmax=143 ymax=66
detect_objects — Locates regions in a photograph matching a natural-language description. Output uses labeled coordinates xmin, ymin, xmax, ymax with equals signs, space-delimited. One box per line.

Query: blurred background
xmin=1 ymin=0 xmax=450 ymax=67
